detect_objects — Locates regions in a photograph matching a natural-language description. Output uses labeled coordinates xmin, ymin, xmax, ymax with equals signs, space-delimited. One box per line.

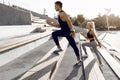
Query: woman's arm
xmin=80 ymin=32 xmax=88 ymax=40
xmin=90 ymin=30 xmax=101 ymax=47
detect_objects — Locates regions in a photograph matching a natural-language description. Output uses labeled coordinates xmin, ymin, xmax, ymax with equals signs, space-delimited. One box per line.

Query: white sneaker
xmin=76 ymin=60 xmax=82 ymax=66
xmin=53 ymin=48 xmax=63 ymax=54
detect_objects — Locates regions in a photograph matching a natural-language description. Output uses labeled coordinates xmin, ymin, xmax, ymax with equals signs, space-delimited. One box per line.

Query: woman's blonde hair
xmin=87 ymin=22 xmax=93 ymax=28
xmin=87 ymin=21 xmax=97 ymax=35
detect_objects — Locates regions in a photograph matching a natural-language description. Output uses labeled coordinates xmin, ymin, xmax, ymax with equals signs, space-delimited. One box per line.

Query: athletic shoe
xmin=76 ymin=60 xmax=82 ymax=66
xmin=53 ymin=48 xmax=63 ymax=54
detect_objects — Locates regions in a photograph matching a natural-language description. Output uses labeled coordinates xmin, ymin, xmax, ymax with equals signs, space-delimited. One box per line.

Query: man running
xmin=46 ymin=1 xmax=80 ymax=62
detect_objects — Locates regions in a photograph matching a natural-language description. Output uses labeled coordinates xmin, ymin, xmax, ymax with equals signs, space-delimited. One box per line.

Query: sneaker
xmin=53 ymin=48 xmax=63 ymax=54
xmin=76 ymin=56 xmax=82 ymax=65
xmin=82 ymin=54 xmax=88 ymax=58
xmin=76 ymin=60 xmax=82 ymax=66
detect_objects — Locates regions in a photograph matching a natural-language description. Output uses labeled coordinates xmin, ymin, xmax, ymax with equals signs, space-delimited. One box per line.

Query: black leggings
xmin=52 ymin=30 xmax=80 ymax=57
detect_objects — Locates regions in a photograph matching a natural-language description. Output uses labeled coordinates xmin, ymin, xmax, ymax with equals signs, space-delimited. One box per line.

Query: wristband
xmin=70 ymin=29 xmax=75 ymax=32
xmin=70 ymin=30 xmax=74 ymax=32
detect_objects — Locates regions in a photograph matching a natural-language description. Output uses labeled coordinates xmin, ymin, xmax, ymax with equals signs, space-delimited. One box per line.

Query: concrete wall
xmin=0 ymin=3 xmax=31 ymax=25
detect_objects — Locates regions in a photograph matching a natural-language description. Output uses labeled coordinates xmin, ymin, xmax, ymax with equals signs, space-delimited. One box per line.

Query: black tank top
xmin=87 ymin=30 xmax=94 ymax=38
xmin=58 ymin=10 xmax=70 ymax=32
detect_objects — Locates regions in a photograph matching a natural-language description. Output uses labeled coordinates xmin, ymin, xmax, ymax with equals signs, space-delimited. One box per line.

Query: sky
xmin=2 ymin=0 xmax=120 ymax=19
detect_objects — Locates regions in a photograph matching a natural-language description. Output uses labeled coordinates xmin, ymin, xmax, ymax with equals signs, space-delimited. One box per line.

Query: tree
xmin=81 ymin=20 xmax=88 ymax=28
xmin=92 ymin=14 xmax=106 ymax=30
xmin=73 ymin=19 xmax=78 ymax=26
xmin=108 ymin=14 xmax=120 ymax=29
xmin=77 ymin=14 xmax=85 ymax=27
xmin=92 ymin=14 xmax=120 ymax=30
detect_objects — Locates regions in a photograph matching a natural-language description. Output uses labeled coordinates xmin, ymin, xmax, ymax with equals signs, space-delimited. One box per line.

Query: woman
xmin=80 ymin=22 xmax=102 ymax=65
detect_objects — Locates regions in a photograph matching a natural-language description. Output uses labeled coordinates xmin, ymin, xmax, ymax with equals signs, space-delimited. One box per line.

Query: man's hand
xmin=70 ymin=31 xmax=75 ymax=38
xmin=46 ymin=20 xmax=52 ymax=25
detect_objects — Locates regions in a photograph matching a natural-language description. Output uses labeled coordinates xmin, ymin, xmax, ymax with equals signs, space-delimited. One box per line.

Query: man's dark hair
xmin=55 ymin=1 xmax=62 ymax=8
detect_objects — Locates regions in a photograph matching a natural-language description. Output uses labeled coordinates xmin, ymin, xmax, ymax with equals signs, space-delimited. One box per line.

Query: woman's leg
xmin=93 ymin=47 xmax=101 ymax=61
xmin=91 ymin=41 xmax=102 ymax=64
xmin=82 ymin=42 xmax=91 ymax=55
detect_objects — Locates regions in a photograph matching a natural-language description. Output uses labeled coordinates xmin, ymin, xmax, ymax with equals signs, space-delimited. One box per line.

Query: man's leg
xmin=66 ymin=35 xmax=80 ymax=61
xmin=52 ymin=30 xmax=64 ymax=53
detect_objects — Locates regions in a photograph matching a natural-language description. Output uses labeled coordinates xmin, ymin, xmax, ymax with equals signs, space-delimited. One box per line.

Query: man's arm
xmin=46 ymin=20 xmax=60 ymax=28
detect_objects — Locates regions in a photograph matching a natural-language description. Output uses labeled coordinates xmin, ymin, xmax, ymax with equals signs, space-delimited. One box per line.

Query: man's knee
xmin=52 ymin=32 xmax=56 ymax=38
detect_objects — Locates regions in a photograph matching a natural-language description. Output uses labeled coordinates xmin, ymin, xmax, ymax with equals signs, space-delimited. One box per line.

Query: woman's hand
xmin=80 ymin=32 xmax=84 ymax=35
xmin=98 ymin=42 xmax=102 ymax=48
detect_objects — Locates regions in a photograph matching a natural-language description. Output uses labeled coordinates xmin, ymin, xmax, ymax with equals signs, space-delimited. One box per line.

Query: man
xmin=47 ymin=1 xmax=80 ymax=62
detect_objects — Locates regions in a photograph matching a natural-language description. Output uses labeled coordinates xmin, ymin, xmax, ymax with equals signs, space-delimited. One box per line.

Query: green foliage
xmin=77 ymin=14 xmax=85 ymax=27
xmin=71 ymin=13 xmax=120 ymax=30
xmin=73 ymin=19 xmax=78 ymax=26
